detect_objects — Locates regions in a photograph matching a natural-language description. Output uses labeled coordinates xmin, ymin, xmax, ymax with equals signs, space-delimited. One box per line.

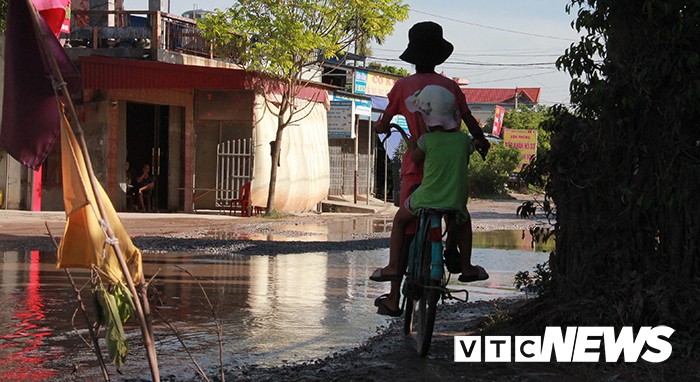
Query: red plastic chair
xmin=229 ymin=182 xmax=250 ymax=217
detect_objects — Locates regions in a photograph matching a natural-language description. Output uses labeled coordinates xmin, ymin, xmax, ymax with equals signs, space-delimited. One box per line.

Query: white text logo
xmin=454 ymin=326 xmax=674 ymax=363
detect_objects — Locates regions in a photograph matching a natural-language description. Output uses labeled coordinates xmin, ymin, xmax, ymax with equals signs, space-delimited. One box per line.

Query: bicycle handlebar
xmin=380 ymin=123 xmax=410 ymax=145
xmin=380 ymin=123 xmax=488 ymax=160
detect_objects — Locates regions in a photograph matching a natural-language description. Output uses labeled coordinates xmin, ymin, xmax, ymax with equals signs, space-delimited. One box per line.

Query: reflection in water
xmin=0 ymin=248 xmax=392 ymax=380
xmin=209 ymin=217 xmax=394 ymax=242
xmin=473 ymin=230 xmax=555 ymax=252
xmin=0 ymin=229 xmax=548 ymax=380
xmin=0 ymin=251 xmax=58 ymax=381
xmin=207 ymin=219 xmax=552 ymax=253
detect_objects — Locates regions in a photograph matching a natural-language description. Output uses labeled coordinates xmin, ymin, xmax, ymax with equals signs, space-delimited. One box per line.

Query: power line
xmin=369 ymin=56 xmax=557 ymax=67
xmin=411 ymin=9 xmax=575 ymax=42
xmin=465 ymin=70 xmax=562 ymax=85
xmin=374 ymin=47 xmax=564 ymax=58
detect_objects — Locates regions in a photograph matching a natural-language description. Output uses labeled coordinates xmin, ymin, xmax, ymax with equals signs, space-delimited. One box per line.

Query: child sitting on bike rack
xmin=370 ymin=21 xmax=490 ymax=317
xmin=370 ymin=85 xmax=489 ymax=315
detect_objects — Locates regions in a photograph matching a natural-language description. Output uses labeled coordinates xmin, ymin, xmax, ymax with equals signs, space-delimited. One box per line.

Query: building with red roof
xmin=462 ymin=87 xmax=541 ymax=131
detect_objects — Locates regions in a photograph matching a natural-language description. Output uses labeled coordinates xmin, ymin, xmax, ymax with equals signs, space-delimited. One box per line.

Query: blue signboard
xmin=354 ymin=70 xmax=368 ymax=95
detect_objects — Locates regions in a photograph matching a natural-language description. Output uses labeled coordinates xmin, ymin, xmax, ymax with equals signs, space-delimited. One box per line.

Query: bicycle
xmin=381 ymin=123 xmax=470 ymax=357
xmin=401 ymin=207 xmax=468 ymax=356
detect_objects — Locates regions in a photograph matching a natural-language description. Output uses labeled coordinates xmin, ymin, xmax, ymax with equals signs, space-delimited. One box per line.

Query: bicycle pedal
xmin=443 ymin=288 xmax=469 ymax=302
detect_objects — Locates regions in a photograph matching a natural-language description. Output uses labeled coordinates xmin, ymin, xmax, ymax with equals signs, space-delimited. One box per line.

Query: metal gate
xmin=216 ymin=139 xmax=254 ymax=210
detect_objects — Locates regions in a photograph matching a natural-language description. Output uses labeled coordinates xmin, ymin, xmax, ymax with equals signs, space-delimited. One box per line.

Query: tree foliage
xmin=503 ymin=105 xmax=553 ymax=154
xmin=198 ymin=0 xmax=408 ymax=101
xmin=367 ymin=62 xmax=410 ymax=77
xmin=527 ymin=0 xmax=700 ymax=346
xmin=468 ymin=144 xmax=520 ymax=197
xmin=198 ymin=0 xmax=408 ymax=212
xmin=0 ymin=0 xmax=7 ymax=32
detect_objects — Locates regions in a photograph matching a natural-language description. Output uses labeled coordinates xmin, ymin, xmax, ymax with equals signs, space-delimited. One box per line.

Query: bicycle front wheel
xmin=412 ymin=234 xmax=440 ymax=357
xmin=403 ymin=296 xmax=413 ymax=336
xmin=413 ymin=280 xmax=439 ymax=356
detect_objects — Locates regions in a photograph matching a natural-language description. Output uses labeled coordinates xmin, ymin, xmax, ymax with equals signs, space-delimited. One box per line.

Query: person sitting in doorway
xmin=129 ymin=163 xmax=155 ymax=212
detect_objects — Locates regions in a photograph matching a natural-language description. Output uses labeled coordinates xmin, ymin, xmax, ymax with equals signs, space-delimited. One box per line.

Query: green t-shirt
xmin=409 ymin=130 xmax=474 ymax=221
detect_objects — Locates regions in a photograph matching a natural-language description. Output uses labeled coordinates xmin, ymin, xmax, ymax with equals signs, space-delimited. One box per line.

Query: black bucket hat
xmin=399 ymin=21 xmax=454 ymax=66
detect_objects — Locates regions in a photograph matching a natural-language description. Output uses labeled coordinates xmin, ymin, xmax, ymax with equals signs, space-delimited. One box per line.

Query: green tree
xmin=502 ymin=105 xmax=552 ymax=154
xmin=198 ymin=0 xmax=408 ymax=213
xmin=468 ymin=144 xmax=520 ymax=197
xmin=528 ymin=0 xmax=700 ymax=348
xmin=367 ymin=62 xmax=410 ymax=77
xmin=0 ymin=0 xmax=8 ymax=32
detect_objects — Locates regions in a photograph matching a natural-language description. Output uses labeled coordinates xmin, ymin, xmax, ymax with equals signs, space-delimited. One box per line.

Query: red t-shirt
xmin=383 ymin=73 xmax=472 ymax=180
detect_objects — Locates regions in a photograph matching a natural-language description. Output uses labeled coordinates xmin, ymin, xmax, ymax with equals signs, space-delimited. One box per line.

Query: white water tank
xmin=181 ymin=9 xmax=211 ymax=20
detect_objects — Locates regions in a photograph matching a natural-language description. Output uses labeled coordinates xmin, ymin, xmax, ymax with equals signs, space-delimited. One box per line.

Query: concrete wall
xmin=37 ymin=88 xmax=195 ymax=212
xmin=251 ymin=95 xmax=330 ymax=212
xmin=107 ymin=88 xmax=194 ymax=211
xmin=40 ymin=93 xmax=112 ymax=211
xmin=0 ymin=34 xmax=27 ymax=210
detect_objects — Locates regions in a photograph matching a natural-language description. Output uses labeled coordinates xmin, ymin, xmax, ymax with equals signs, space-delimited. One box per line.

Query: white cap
xmin=405 ymin=85 xmax=460 ymax=131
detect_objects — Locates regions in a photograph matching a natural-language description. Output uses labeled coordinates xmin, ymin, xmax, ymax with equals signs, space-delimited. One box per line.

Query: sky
xmin=124 ymin=1 xmax=581 ymax=105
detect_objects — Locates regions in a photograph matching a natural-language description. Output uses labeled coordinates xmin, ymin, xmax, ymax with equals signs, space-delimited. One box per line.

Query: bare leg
xmin=458 ymin=214 xmax=478 ymax=276
xmin=378 ymin=207 xmax=415 ymax=312
xmin=383 ymin=234 xmax=410 ymax=312
xmin=382 ymin=206 xmax=415 ymax=276
xmin=138 ymin=192 xmax=146 ymax=212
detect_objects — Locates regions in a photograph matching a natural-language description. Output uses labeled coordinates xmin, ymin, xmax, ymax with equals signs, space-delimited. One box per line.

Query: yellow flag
xmin=57 ymin=113 xmax=143 ymax=284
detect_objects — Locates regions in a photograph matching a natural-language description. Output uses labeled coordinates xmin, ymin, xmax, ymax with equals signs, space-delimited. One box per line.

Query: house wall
xmin=39 ymin=92 xmax=112 ymax=211
xmin=41 ymin=88 xmax=195 ymax=212
xmin=193 ymin=119 xmax=254 ymax=210
xmin=191 ymin=89 xmax=255 ymax=211
xmin=328 ymin=120 xmax=374 ymax=197
xmin=107 ymin=88 xmax=194 ymax=211
xmin=468 ymin=99 xmax=538 ymax=132
xmin=0 ymin=35 xmax=26 ymax=210
xmin=0 ymin=155 xmax=25 ymax=210
xmin=470 ymin=104 xmax=501 ymax=127
xmin=251 ymin=95 xmax=330 ymax=212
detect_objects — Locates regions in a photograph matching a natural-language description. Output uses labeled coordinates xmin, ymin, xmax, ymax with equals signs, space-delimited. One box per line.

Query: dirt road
xmin=0 ymin=194 xmax=565 ymax=381
xmin=1 ymin=194 xmax=687 ymax=381
xmin=0 ymin=194 xmax=539 ymax=245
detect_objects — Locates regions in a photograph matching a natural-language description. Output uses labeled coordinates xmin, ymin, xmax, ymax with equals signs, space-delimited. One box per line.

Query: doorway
xmin=126 ymin=102 xmax=169 ymax=211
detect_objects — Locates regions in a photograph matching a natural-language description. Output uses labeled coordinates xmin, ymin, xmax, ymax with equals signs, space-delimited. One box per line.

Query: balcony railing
xmin=68 ymin=10 xmax=214 ymax=59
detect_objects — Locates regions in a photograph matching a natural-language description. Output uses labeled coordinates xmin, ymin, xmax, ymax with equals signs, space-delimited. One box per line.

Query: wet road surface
xmin=0 ymin=229 xmax=549 ymax=381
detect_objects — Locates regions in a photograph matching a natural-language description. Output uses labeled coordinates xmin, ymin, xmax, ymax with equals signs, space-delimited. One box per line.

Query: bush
xmin=468 ymin=144 xmax=520 ymax=197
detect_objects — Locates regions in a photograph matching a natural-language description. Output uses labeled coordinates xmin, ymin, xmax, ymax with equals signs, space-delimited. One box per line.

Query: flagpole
xmin=23 ymin=1 xmax=160 ymax=381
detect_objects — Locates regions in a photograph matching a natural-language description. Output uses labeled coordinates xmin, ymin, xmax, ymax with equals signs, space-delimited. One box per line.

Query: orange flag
xmin=57 ymin=113 xmax=142 ymax=284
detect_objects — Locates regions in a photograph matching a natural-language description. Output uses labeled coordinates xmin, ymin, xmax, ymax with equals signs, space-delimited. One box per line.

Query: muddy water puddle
xmin=207 ymin=217 xmax=394 ymax=241
xmin=0 ymin=230 xmax=548 ymax=381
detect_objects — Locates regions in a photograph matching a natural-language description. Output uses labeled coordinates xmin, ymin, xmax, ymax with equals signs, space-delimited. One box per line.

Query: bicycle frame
xmin=403 ymin=208 xmax=469 ymax=357
xmin=406 ymin=209 xmax=445 ymax=283
xmin=384 ymin=122 xmax=471 ymax=356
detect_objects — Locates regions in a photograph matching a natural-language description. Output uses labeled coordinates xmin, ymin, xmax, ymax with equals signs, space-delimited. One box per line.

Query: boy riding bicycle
xmin=371 ymin=85 xmax=489 ymax=316
xmin=370 ymin=21 xmax=490 ymax=317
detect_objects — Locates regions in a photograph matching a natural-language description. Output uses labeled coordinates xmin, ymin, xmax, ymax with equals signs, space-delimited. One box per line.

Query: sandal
xmin=458 ymin=265 xmax=489 ymax=282
xmin=376 ymin=299 xmax=402 ymax=317
xmin=369 ymin=268 xmax=403 ymax=282
xmin=374 ymin=293 xmax=389 ymax=307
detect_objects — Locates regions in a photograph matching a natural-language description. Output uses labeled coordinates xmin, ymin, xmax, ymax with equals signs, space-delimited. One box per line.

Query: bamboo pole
xmin=24 ymin=1 xmax=160 ymax=380
xmin=46 ymin=223 xmax=111 ymax=382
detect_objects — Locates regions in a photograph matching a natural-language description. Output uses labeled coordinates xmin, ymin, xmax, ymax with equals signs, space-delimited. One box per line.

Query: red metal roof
xmin=462 ymin=87 xmax=541 ymax=104
xmin=79 ymin=55 xmax=329 ymax=103
xmin=80 ymin=55 xmax=249 ymax=89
